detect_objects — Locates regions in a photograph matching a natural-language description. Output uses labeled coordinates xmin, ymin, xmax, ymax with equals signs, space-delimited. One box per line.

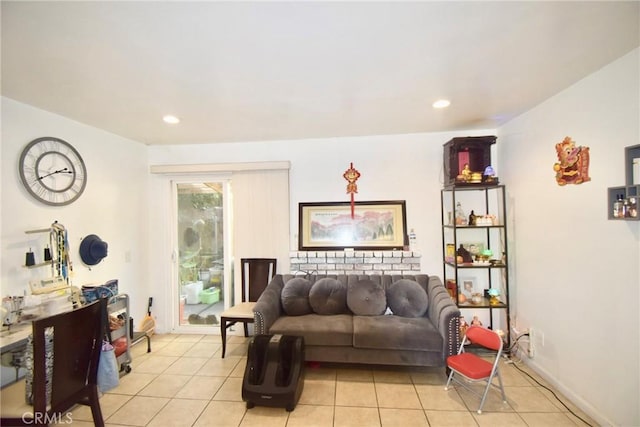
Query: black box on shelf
xmin=443 ymin=136 xmax=497 ymax=187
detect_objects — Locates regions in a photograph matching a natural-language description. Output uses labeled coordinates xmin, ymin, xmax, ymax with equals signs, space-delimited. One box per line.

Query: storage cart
xmin=108 ymin=294 xmax=132 ymax=375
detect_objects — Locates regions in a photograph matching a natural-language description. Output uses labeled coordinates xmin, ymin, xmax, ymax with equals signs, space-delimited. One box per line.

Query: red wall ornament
xmin=343 ymin=162 xmax=361 ymax=218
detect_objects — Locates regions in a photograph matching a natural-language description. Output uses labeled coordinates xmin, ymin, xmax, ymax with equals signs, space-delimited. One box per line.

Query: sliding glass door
xmin=173 ymin=178 xmax=231 ymax=333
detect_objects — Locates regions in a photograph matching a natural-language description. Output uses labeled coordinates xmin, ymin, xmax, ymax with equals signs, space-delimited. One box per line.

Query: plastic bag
xmin=97 ymin=341 xmax=119 ymax=393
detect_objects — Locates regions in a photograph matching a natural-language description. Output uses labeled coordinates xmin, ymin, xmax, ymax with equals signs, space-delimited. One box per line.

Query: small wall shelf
xmin=607 ymin=144 xmax=640 ymax=220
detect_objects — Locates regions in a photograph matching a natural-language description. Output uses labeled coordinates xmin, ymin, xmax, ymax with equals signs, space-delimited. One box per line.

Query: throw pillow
xmin=347 ymin=279 xmax=386 ymax=316
xmin=281 ymin=277 xmax=313 ymax=316
xmin=309 ymin=278 xmax=349 ymax=315
xmin=386 ymin=279 xmax=428 ymax=317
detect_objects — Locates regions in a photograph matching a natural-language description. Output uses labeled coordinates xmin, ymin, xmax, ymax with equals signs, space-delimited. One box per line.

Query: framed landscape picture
xmin=298 ymin=200 xmax=407 ymax=250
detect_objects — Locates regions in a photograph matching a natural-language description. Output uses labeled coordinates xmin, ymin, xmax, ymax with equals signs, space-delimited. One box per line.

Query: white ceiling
xmin=2 ymin=1 xmax=639 ymax=146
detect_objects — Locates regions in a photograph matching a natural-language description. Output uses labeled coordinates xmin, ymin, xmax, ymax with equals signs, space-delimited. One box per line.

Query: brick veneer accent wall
xmin=289 ymin=251 xmax=421 ymax=275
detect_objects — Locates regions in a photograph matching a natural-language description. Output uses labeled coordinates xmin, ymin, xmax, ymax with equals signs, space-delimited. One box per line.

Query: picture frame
xmin=298 ymin=200 xmax=407 ymax=250
xmin=461 ymin=278 xmax=477 ymax=297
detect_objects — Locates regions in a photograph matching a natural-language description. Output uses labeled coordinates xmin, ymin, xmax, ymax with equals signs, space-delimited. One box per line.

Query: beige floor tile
xmin=424 ymin=410 xmax=478 ymax=427
xmin=147 ymin=398 xmax=209 ymax=427
xmin=224 ymin=342 xmax=249 ymax=358
xmin=415 ymin=384 xmax=467 ymax=411
xmin=518 ymin=411 xmax=582 ymax=426
xmin=286 ymin=404 xmax=334 ymax=427
xmin=175 ymin=375 xmax=225 ymax=400
xmin=336 ymin=368 xmax=374 ymax=382
xmin=108 ymin=372 xmax=157 ymax=395
xmin=410 ymin=369 xmax=448 ymax=385
xmin=499 ymin=363 xmax=534 ymax=386
xmin=503 ymin=386 xmax=559 ymax=412
xmin=373 ymin=369 xmax=413 ymax=384
xmin=198 ymin=356 xmax=243 ymax=377
xmin=333 ymin=406 xmax=381 ymax=427
xmin=151 ymin=334 xmax=179 ymax=343
xmin=106 ymin=395 xmax=170 ymax=426
xmin=472 ymin=411 xmax=528 ymax=426
xmin=164 ymin=356 xmax=209 ymax=375
xmin=298 ymin=379 xmax=336 ymax=406
xmin=199 ymin=334 xmax=219 ymax=343
xmin=305 ymin=366 xmax=338 ymax=381
xmin=53 ymin=419 xmax=94 ymax=426
xmin=336 ymin=380 xmax=378 ymax=407
xmin=239 ymin=405 xmax=289 ymax=427
xmin=379 ymin=408 xmax=428 ymax=426
xmin=375 ymin=383 xmax=422 ymax=409
xmin=193 ymin=400 xmax=247 ymax=427
xmin=133 ymin=355 xmax=179 ymax=374
xmin=139 ymin=374 xmax=192 ymax=398
xmin=227 ymin=335 xmax=251 ymax=344
xmin=130 ymin=344 xmax=153 ymax=360
xmin=230 ymin=357 xmax=247 ymax=377
xmin=154 ymin=341 xmax=197 ymax=357
xmin=45 ymin=334 xmax=592 ymax=427
xmin=213 ymin=377 xmax=244 ymax=401
xmin=173 ymin=334 xmax=207 ymax=343
xmin=188 ymin=341 xmax=219 ymax=358
xmin=454 ymin=383 xmax=512 ymax=413
xmin=0 ymin=381 xmax=32 ymax=416
xmin=130 ymin=339 xmax=153 ymax=357
xmin=70 ymin=392 xmax=132 ymax=421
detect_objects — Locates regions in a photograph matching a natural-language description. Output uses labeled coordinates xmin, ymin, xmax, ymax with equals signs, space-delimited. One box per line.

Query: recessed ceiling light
xmin=432 ymin=99 xmax=451 ymax=109
xmin=163 ymin=115 xmax=180 ymax=124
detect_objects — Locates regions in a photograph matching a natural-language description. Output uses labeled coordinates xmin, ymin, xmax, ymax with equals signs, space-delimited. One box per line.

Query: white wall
xmin=0 ymin=97 xmax=150 ymax=338
xmin=498 ymin=48 xmax=640 ymax=426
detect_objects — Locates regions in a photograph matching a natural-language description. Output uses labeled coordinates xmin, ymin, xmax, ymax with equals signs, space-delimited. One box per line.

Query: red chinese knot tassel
xmin=343 ymin=162 xmax=361 ymax=219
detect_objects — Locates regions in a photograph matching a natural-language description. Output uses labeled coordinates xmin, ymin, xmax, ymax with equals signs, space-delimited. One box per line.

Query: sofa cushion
xmin=387 ymin=279 xmax=428 ymax=317
xmin=309 ymin=278 xmax=349 ymax=315
xmin=353 ymin=315 xmax=443 ymax=352
xmin=270 ymin=314 xmax=353 ymax=346
xmin=281 ymin=277 xmax=313 ymax=316
xmin=347 ymin=279 xmax=386 ymax=316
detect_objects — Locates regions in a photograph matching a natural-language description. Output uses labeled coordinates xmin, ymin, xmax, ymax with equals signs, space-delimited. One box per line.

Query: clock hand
xmin=38 ymin=168 xmax=72 ymax=180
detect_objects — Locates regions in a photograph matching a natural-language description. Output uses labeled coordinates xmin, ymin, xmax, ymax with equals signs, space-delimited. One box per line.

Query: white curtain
xmin=232 ymin=168 xmax=290 ymax=302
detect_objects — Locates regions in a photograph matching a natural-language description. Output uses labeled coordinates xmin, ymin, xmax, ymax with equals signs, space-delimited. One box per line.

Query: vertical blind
xmin=231 ymin=168 xmax=290 ymax=302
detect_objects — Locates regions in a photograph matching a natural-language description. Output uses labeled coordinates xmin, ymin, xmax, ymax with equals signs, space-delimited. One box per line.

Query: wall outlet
xmin=528 ymin=328 xmax=535 ymax=358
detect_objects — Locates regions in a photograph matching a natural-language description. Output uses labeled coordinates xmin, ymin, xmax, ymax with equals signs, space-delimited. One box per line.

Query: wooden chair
xmin=1 ymin=299 xmax=107 ymax=426
xmin=444 ymin=325 xmax=507 ymax=414
xmin=220 ymin=258 xmax=276 ymax=358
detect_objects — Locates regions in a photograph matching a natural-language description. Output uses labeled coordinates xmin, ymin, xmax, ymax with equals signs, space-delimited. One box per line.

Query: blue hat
xmin=79 ymin=234 xmax=108 ymax=266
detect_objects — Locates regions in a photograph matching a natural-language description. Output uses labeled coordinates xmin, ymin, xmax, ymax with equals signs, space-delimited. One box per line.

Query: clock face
xmin=19 ymin=137 xmax=87 ymax=206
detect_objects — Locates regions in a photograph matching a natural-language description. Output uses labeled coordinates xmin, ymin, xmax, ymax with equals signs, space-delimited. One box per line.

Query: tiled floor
xmin=63 ymin=334 xmax=595 ymax=427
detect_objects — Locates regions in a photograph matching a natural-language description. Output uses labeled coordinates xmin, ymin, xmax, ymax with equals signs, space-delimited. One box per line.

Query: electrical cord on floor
xmin=504 ymin=350 xmax=595 ymax=427
xmin=506 ymin=332 xmax=530 ymax=354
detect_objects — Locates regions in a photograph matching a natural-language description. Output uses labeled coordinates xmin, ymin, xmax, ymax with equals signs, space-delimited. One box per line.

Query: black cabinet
xmin=443 ymin=136 xmax=497 ymax=187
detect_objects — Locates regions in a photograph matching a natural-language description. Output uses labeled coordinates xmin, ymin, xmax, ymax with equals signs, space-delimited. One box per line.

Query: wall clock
xmin=19 ymin=137 xmax=87 ymax=206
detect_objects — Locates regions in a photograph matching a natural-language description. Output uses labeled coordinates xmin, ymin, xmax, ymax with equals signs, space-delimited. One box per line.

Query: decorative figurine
xmin=468 ymin=210 xmax=476 ymax=226
xmin=456 ymin=163 xmax=472 ymax=182
xmin=459 ymin=316 xmax=469 ymax=341
xmin=483 ymin=165 xmax=497 ymax=183
xmin=488 ymin=288 xmax=501 ymax=305
xmin=471 ymin=316 xmax=483 ymax=326
xmin=456 ymin=244 xmax=473 ymax=263
xmin=553 ymin=136 xmax=591 ymax=186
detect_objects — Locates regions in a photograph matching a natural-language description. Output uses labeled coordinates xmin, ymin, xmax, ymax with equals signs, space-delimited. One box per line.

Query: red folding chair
xmin=444 ymin=325 xmax=507 ymax=414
